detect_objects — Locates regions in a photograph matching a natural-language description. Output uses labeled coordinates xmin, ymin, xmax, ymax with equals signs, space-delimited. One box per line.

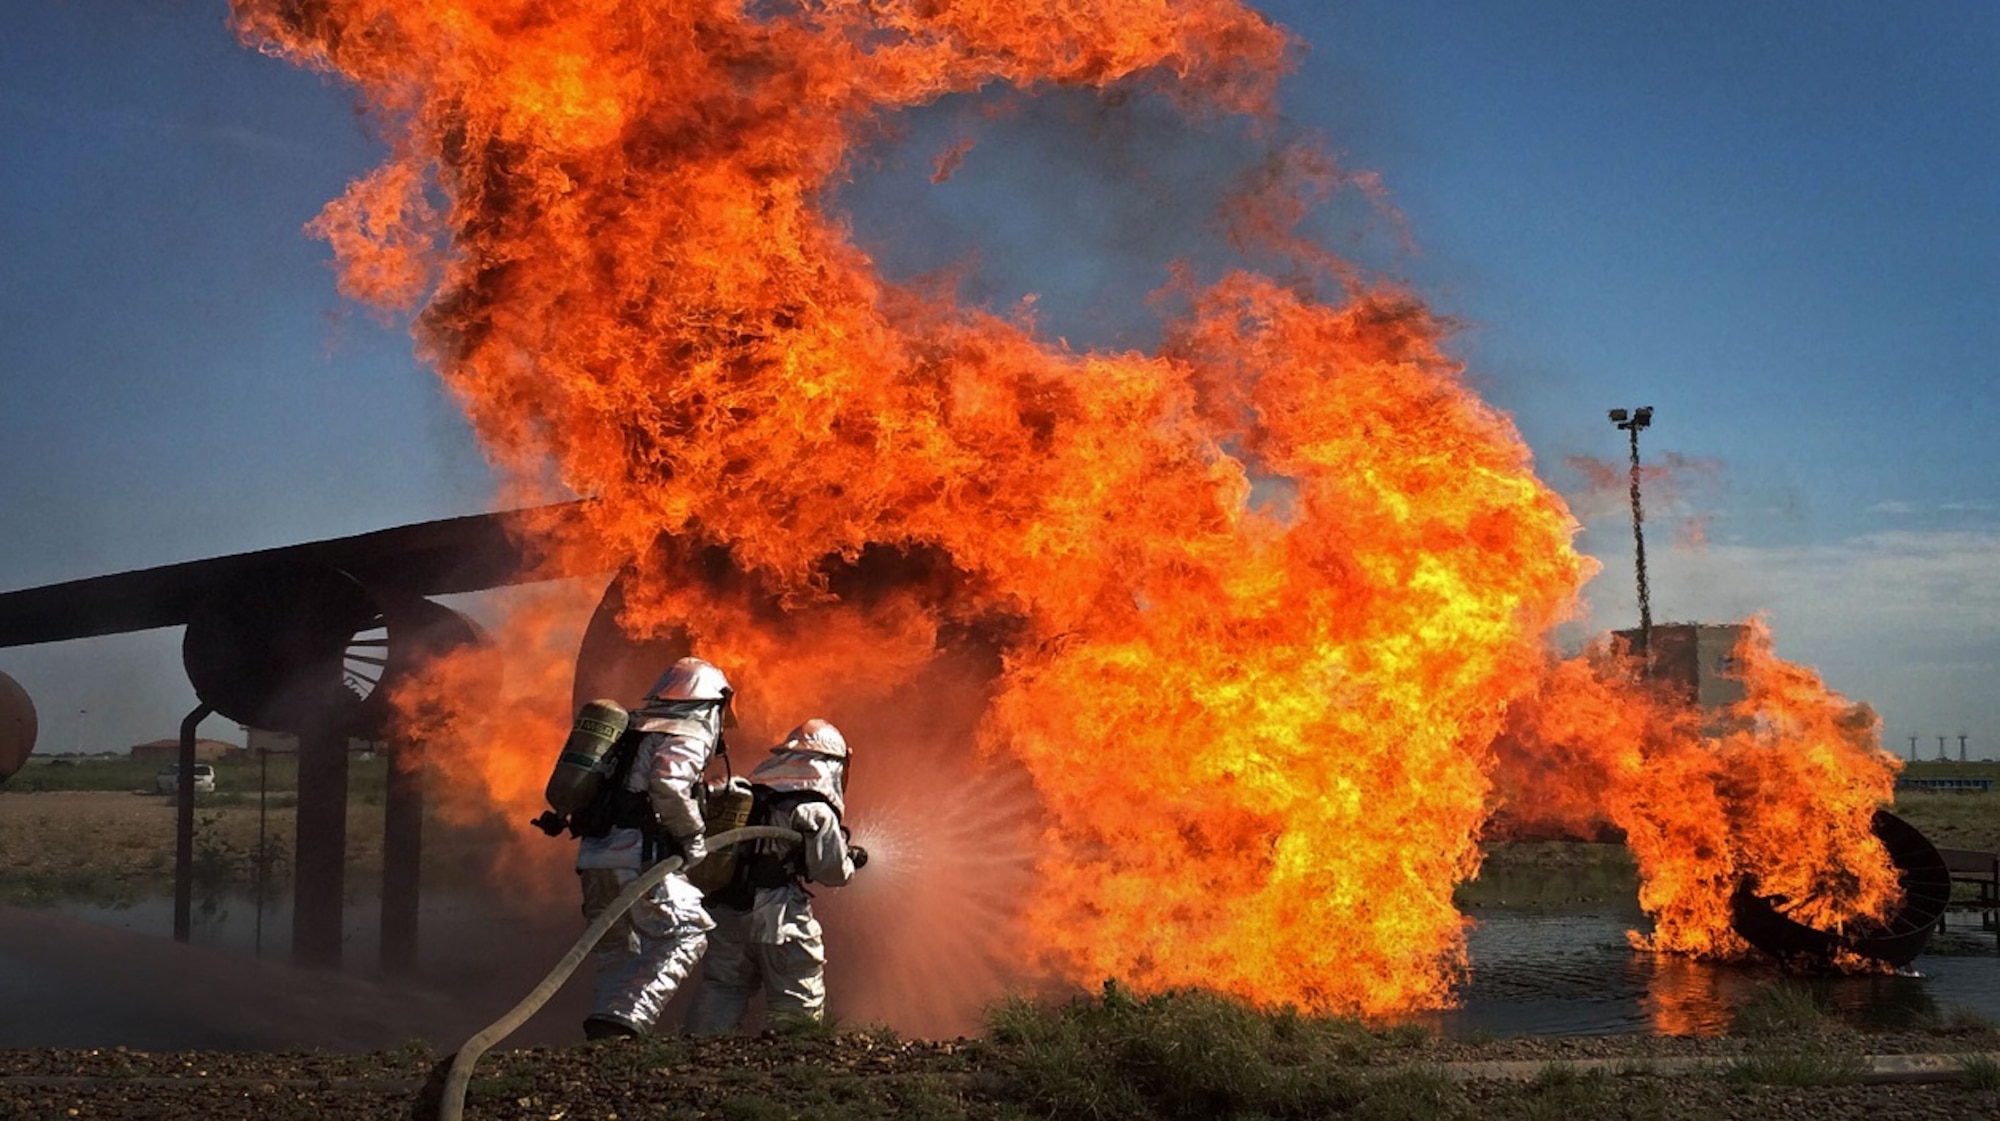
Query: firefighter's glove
xmin=850 ymin=845 xmax=869 ymax=871
xmin=530 ymin=811 xmax=568 ymax=838
xmin=677 ymin=831 xmax=708 ymax=869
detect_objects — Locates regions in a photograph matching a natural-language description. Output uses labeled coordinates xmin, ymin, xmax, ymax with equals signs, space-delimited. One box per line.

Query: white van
xmin=155 ymin=763 xmax=217 ymax=795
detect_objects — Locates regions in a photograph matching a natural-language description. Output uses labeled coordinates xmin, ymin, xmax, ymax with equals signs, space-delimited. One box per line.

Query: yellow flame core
xmin=233 ymin=0 xmax=1900 ymax=1018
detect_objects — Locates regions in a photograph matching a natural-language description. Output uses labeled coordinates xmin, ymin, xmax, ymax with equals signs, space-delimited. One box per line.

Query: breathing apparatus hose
xmin=436 ymin=825 xmax=804 ymax=1121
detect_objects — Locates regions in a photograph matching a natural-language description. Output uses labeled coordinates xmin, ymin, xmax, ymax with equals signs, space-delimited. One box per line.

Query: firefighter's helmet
xmin=781 ymin=718 xmax=847 ymax=761
xmin=645 ymin=657 xmax=732 ymax=704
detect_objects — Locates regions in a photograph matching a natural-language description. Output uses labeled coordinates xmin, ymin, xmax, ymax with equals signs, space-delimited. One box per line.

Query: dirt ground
xmin=0 ymin=789 xmax=535 ymax=904
xmin=0 ymin=789 xmax=324 ymax=878
xmin=1 ymin=1024 xmax=1998 ymax=1120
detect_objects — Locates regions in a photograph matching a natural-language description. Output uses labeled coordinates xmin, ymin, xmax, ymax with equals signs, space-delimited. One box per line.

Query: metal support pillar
xmin=293 ymin=720 xmax=350 ymax=968
xmin=172 ymin=702 xmax=214 ymax=943
xmin=381 ymin=737 xmax=424 ymax=973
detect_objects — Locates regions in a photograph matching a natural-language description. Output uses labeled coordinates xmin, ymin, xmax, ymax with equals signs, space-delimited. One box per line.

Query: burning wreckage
xmin=0 ymin=0 xmax=1949 ymax=1032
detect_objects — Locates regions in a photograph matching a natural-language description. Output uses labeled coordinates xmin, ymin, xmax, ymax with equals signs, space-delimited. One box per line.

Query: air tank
xmin=686 ymin=777 xmax=756 ymax=894
xmin=545 ymin=698 xmax=631 ymax=814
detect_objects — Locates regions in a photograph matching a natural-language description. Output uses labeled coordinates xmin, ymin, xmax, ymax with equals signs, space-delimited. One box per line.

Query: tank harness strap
xmin=703 ymin=785 xmax=827 ymax=911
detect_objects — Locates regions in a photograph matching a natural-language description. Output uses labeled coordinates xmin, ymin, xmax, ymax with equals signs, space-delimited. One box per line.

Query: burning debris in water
xmin=1490 ymin=619 xmax=1900 ymax=961
xmin=229 ymin=0 xmax=1901 ymax=1026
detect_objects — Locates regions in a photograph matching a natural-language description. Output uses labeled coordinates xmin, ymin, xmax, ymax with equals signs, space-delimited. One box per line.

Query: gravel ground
xmin=2 ymin=1027 xmax=1998 ymax=1120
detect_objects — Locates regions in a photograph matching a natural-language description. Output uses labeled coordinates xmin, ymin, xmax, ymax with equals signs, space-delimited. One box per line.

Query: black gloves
xmin=850 ymin=845 xmax=870 ymax=870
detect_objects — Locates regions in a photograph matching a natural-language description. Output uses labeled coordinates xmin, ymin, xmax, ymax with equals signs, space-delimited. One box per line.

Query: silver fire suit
xmin=576 ymin=700 xmax=718 ymax=1036
xmin=685 ymin=748 xmax=857 ymax=1032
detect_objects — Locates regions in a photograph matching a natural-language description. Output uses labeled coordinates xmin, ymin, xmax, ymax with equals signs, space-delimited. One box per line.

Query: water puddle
xmin=7 ymin=896 xmax=1999 ymax=1050
xmin=1427 ymin=910 xmax=2000 ymax=1037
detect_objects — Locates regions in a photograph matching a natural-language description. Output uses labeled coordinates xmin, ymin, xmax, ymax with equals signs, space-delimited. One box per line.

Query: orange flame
xmin=1493 ymin=619 xmax=1901 ymax=960
xmin=232 ymin=0 xmax=1900 ymax=1023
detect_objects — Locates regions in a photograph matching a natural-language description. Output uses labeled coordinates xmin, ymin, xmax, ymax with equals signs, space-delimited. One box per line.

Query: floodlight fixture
xmin=1610 ymin=405 xmax=1654 ymax=432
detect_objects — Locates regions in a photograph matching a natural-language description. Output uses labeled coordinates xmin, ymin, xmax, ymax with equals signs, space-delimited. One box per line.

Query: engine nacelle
xmin=0 ymin=669 xmax=36 ymax=781
xmin=182 ymin=562 xmax=487 ymax=737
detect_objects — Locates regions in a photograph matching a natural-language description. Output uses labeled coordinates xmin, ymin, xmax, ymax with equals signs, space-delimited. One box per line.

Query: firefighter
xmin=575 ymin=656 xmax=734 ymax=1040
xmin=685 ymin=718 xmax=867 ymax=1033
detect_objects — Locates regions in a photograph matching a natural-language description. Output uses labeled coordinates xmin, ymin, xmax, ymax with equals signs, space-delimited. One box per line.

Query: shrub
xmin=1732 ymin=980 xmax=1830 ymax=1037
xmin=1353 ymin=1065 xmax=1462 ymax=1121
xmin=1723 ymin=1049 xmax=1868 ymax=1087
xmin=1958 ymin=1053 xmax=2000 ymax=1091
xmin=984 ymin=982 xmax=1374 ymax=1120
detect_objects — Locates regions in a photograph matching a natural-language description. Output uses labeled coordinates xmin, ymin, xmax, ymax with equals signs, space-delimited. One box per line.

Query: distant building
xmin=245 ymin=727 xmax=297 ymax=755
xmin=1613 ymin=622 xmax=1750 ymax=711
xmin=129 ymin=737 xmax=236 ymax=763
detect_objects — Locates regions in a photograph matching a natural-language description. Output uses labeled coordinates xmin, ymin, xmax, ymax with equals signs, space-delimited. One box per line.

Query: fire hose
xmin=435 ymin=825 xmax=803 ymax=1121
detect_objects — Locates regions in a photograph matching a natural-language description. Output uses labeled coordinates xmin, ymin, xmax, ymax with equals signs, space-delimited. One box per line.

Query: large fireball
xmin=231 ymin=0 xmax=1900 ymax=1023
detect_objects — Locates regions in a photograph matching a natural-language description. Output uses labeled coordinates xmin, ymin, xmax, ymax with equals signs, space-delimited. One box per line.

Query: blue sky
xmin=1 ymin=1 xmax=1994 ymax=758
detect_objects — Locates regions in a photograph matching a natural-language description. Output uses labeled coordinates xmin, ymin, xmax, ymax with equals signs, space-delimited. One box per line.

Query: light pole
xmin=1608 ymin=406 xmax=1654 ymax=660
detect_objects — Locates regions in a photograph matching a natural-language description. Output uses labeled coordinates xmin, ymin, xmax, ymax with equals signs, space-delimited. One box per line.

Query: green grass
xmin=589 ymin=1033 xmax=688 ymax=1079
xmin=1898 ymin=761 xmax=2000 ymax=781
xmin=1530 ymin=1060 xmax=1596 ymax=1088
xmin=2 ymin=752 xmax=397 ymax=798
xmin=886 ymin=1074 xmax=974 ymax=1119
xmin=476 ymin=990 xmax=1966 ymax=1121
xmin=1455 ymin=842 xmax=1641 ymax=910
xmin=1353 ymin=1065 xmax=1463 ymax=1121
xmin=1722 ymin=985 xmax=1873 ymax=1088
xmin=982 ymin=982 xmax=1387 ymax=1121
xmin=1509 ymin=1063 xmax=1658 ymax=1121
xmin=1723 ymin=1048 xmax=1869 ymax=1087
xmin=719 ymin=1095 xmax=794 ymax=1121
xmin=1891 ymin=763 xmax=2000 ymax=852
xmin=1911 ymin=1003 xmax=1998 ymax=1037
xmin=2 ymin=868 xmax=144 ymax=906
xmin=1958 ymin=1053 xmax=2000 ymax=1091
xmin=465 ymin=1069 xmax=536 ymax=1100
xmin=1731 ymin=980 xmax=1833 ymax=1037
xmin=1612 ymin=1056 xmax=1658 ymax=1078
xmin=2 ymin=757 xmax=162 ymax=792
